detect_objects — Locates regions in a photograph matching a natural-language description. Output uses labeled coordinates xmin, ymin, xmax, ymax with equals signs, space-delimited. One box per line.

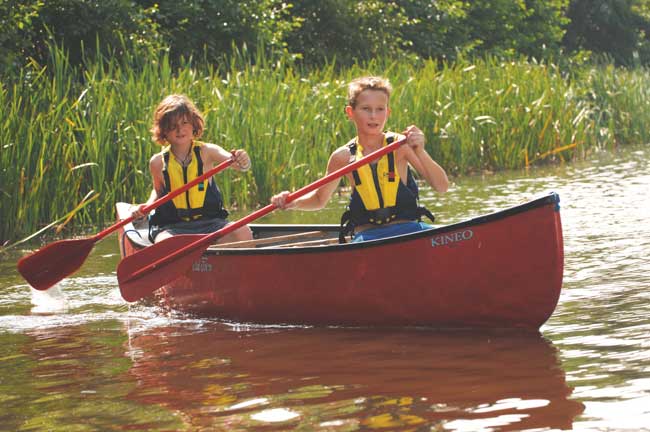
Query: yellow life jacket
xmin=352 ymin=134 xmax=400 ymax=212
xmin=161 ymin=141 xmax=211 ymax=221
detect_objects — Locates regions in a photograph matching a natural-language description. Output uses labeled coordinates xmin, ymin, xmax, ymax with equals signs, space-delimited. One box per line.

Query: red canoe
xmin=116 ymin=192 xmax=563 ymax=330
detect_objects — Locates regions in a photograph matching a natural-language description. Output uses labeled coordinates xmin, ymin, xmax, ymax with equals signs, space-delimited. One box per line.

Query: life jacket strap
xmin=339 ymin=210 xmax=353 ymax=243
xmin=162 ymin=151 xmax=171 ymax=192
xmin=194 ymin=146 xmax=205 ymax=191
xmin=348 ymin=136 xmax=397 ymax=187
xmin=418 ymin=207 xmax=436 ymax=224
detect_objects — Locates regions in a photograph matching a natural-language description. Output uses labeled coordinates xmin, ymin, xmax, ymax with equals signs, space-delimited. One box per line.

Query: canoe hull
xmin=117 ymin=193 xmax=563 ymax=330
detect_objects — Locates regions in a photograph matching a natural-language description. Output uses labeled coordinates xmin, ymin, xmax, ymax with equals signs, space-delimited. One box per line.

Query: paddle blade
xmin=16 ymin=238 xmax=96 ymax=290
xmin=117 ymin=234 xmax=206 ymax=302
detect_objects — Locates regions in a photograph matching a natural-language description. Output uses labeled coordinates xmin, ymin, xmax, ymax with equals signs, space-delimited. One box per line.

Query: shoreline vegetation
xmin=2 ymin=43 xmax=650 ymax=243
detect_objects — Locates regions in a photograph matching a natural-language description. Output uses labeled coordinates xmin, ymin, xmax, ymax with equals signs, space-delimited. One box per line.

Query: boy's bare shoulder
xmin=199 ymin=141 xmax=220 ymax=149
xmin=332 ymin=143 xmax=354 ymax=157
xmin=196 ymin=142 xmax=230 ymax=165
xmin=149 ymin=151 xmax=163 ymax=165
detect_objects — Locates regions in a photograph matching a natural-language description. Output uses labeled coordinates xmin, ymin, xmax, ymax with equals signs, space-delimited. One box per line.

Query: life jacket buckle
xmin=368 ymin=207 xmax=396 ymax=225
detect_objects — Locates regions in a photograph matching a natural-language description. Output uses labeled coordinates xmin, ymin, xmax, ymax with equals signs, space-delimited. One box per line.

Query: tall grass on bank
xmin=2 ymin=43 xmax=650 ymax=243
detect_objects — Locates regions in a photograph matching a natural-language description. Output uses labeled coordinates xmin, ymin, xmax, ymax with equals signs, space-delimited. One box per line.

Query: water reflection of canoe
xmin=116 ymin=192 xmax=564 ymax=330
xmin=125 ymin=326 xmax=584 ymax=430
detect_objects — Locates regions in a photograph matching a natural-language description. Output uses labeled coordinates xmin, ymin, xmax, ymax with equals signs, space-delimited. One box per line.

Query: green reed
xmin=2 ymin=42 xmax=650 ymax=243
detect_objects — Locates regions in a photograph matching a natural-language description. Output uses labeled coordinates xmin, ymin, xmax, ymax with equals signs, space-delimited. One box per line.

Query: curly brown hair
xmin=347 ymin=76 xmax=392 ymax=108
xmin=150 ymin=94 xmax=205 ymax=144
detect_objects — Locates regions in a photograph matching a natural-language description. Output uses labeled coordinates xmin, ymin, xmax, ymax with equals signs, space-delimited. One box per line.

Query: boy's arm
xmin=202 ymin=143 xmax=251 ymax=171
xmin=131 ymin=154 xmax=164 ymax=218
xmin=403 ymin=126 xmax=449 ymax=193
xmin=409 ymin=147 xmax=449 ymax=193
xmin=148 ymin=154 xmax=166 ymax=201
xmin=271 ymin=147 xmax=348 ymax=210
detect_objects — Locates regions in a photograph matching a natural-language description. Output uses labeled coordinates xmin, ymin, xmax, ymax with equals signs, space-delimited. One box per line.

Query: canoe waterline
xmin=116 ymin=192 xmax=564 ymax=330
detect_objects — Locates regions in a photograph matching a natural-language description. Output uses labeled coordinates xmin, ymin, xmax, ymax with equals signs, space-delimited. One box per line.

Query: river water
xmin=1 ymin=145 xmax=649 ymax=431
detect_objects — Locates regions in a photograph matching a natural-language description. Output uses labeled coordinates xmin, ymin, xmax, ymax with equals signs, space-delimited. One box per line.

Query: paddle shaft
xmin=125 ymin=137 xmax=407 ymax=282
xmin=92 ymin=156 xmax=235 ymax=242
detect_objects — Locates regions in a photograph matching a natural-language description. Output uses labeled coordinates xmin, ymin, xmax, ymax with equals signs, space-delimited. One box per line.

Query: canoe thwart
xmin=210 ymin=230 xmax=331 ymax=249
xmin=269 ymin=237 xmax=340 ymax=248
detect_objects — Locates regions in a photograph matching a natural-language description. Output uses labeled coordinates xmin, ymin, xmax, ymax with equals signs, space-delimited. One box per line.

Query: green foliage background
xmin=7 ymin=0 xmax=650 ymax=73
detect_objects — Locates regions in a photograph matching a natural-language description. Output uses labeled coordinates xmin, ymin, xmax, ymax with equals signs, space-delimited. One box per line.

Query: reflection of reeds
xmin=3 ymin=41 xmax=650 ymax=242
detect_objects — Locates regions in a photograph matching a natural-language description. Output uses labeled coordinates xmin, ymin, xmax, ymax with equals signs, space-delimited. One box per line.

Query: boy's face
xmin=164 ymin=114 xmax=194 ymax=147
xmin=346 ymin=89 xmax=390 ymax=136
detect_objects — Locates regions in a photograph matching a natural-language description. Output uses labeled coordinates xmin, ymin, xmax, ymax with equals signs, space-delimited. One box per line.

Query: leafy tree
xmin=462 ymin=0 xmax=569 ymax=60
xmin=134 ymin=0 xmax=299 ymax=65
xmin=284 ymin=0 xmax=411 ymax=66
xmin=0 ymin=0 xmax=45 ymax=74
xmin=29 ymin=0 xmax=160 ymax=66
xmin=0 ymin=0 xmax=162 ymax=74
xmin=564 ymin=0 xmax=650 ymax=65
xmin=394 ymin=0 xmax=469 ymax=61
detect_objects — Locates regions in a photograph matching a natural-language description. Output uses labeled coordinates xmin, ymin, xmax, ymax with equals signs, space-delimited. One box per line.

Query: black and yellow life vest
xmin=350 ymin=134 xmax=400 ymax=221
xmin=149 ymin=141 xmax=228 ymax=229
xmin=339 ymin=133 xmax=434 ymax=242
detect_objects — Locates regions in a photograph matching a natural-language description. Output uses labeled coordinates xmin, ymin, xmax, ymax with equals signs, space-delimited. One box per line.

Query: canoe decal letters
xmin=192 ymin=256 xmax=213 ymax=273
xmin=431 ymin=229 xmax=474 ymax=248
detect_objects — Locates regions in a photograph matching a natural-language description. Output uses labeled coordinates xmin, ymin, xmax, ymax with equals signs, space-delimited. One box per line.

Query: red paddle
xmin=17 ymin=156 xmax=236 ymax=291
xmin=118 ymin=137 xmax=408 ymax=302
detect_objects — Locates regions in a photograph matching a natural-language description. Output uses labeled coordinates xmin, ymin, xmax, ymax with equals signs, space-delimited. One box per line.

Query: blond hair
xmin=347 ymin=76 xmax=392 ymax=108
xmin=150 ymin=94 xmax=205 ymax=144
